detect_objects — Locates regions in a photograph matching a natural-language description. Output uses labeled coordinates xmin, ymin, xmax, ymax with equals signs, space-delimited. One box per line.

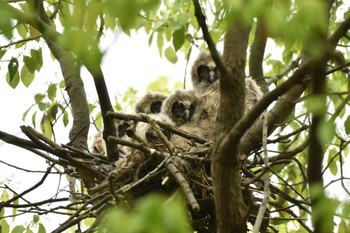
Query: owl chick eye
xmin=172 ymin=102 xmax=184 ymax=114
xmin=197 ymin=65 xmax=210 ymax=76
xmin=117 ymin=122 xmax=130 ymax=138
xmin=189 ymin=103 xmax=197 ymax=112
xmin=150 ymin=101 xmax=162 ymax=113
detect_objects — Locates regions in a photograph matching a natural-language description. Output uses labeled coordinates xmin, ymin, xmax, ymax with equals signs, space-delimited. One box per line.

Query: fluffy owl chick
xmin=133 ymin=113 xmax=175 ymax=151
xmin=161 ymin=89 xmax=200 ymax=127
xmin=135 ymin=92 xmax=168 ymax=114
xmin=196 ymin=77 xmax=263 ymax=135
xmin=191 ymin=51 xmax=219 ymax=94
xmin=90 ymin=121 xmax=130 ymax=155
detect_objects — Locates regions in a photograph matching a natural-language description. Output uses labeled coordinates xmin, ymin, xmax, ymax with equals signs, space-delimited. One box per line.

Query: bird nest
xmin=1 ymin=110 xmax=267 ymax=233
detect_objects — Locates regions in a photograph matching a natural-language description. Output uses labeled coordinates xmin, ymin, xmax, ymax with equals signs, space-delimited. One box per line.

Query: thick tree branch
xmin=86 ymin=68 xmax=119 ymax=162
xmin=249 ymin=18 xmax=268 ymax=93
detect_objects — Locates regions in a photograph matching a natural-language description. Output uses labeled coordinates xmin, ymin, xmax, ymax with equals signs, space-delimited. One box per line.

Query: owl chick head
xmin=191 ymin=51 xmax=219 ymax=93
xmin=135 ymin=92 xmax=168 ymax=114
xmin=162 ymin=89 xmax=200 ymax=127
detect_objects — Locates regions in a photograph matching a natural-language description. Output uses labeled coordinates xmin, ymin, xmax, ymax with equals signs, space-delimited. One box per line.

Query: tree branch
xmin=249 ymin=18 xmax=268 ymax=93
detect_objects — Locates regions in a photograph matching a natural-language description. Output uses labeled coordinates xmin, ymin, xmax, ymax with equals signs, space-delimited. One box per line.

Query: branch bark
xmin=249 ymin=18 xmax=268 ymax=94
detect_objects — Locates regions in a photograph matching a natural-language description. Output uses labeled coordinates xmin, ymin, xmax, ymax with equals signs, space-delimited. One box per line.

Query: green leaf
xmin=47 ymin=84 xmax=57 ymax=101
xmin=34 ymin=94 xmax=45 ymax=104
xmin=8 ymin=57 xmax=19 ymax=82
xmin=172 ymin=27 xmax=185 ymax=51
xmin=38 ymin=223 xmax=46 ymax=233
xmin=164 ymin=46 xmax=178 ymax=64
xmin=1 ymin=219 xmax=10 ymax=233
xmin=156 ymin=33 xmax=164 ymax=57
xmin=30 ymin=49 xmax=43 ymax=72
xmin=147 ymin=76 xmax=169 ymax=92
xmin=338 ymin=220 xmax=348 ymax=233
xmin=40 ymin=115 xmax=53 ymax=139
xmin=32 ymin=111 xmax=37 ymax=128
xmin=176 ymin=12 xmax=190 ymax=25
xmin=16 ymin=24 xmax=28 ymax=39
xmin=317 ymin=120 xmax=335 ymax=146
xmin=344 ymin=115 xmax=350 ymax=135
xmin=49 ymin=103 xmax=59 ymax=121
xmin=105 ymin=0 xmax=139 ymax=32
xmin=23 ymin=55 xmax=36 ymax=74
xmin=22 ymin=104 xmax=35 ymax=122
xmin=38 ymin=102 xmax=50 ymax=111
xmin=21 ymin=65 xmax=35 ymax=87
xmin=327 ymin=149 xmax=338 ymax=176
xmin=63 ymin=110 xmax=69 ymax=127
xmin=0 ymin=8 xmax=13 ymax=39
xmin=59 ymin=80 xmax=65 ymax=89
xmin=0 ymin=48 xmax=6 ymax=60
xmin=6 ymin=70 xmax=20 ymax=89
xmin=148 ymin=32 xmax=154 ymax=46
xmin=11 ymin=225 xmax=25 ymax=233
xmin=12 ymin=198 xmax=19 ymax=220
xmin=33 ymin=214 xmax=40 ymax=223
xmin=94 ymin=112 xmax=102 ymax=130
xmin=305 ymin=94 xmax=326 ymax=115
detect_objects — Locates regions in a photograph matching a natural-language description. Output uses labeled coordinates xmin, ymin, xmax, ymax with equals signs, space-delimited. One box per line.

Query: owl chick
xmin=123 ymin=113 xmax=175 ymax=167
xmin=191 ymin=51 xmax=219 ymax=94
xmin=161 ymin=89 xmax=200 ymax=127
xmin=90 ymin=120 xmax=130 ymax=155
xmin=194 ymin=76 xmax=263 ymax=140
xmin=135 ymin=92 xmax=168 ymax=114
xmin=133 ymin=113 xmax=174 ymax=150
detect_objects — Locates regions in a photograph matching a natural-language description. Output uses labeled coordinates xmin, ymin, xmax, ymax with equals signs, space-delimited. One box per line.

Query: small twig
xmin=253 ymin=112 xmax=270 ymax=233
xmin=267 ymin=56 xmax=302 ymax=84
xmin=142 ymin=113 xmax=175 ymax=155
xmin=0 ymin=164 xmax=54 ymax=210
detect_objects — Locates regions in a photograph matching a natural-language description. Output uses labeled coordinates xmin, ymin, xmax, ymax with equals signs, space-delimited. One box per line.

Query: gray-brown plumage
xmin=196 ymin=77 xmax=263 ymax=127
xmin=244 ymin=77 xmax=264 ymax=114
xmin=170 ymin=123 xmax=209 ymax=152
xmin=191 ymin=51 xmax=219 ymax=94
xmin=135 ymin=92 xmax=168 ymax=114
xmin=124 ymin=113 xmax=175 ymax=166
xmin=161 ymin=89 xmax=200 ymax=127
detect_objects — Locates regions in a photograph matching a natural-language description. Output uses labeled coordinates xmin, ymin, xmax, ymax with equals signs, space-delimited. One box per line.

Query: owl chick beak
xmin=184 ymin=109 xmax=191 ymax=121
xmin=209 ymin=70 xmax=216 ymax=82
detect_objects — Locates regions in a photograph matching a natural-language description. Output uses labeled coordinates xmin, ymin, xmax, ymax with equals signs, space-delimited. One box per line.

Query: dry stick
xmin=0 ymin=164 xmax=54 ymax=210
xmin=3 ymin=198 xmax=69 ymax=208
xmin=142 ymin=113 xmax=175 ymax=154
xmin=52 ymin=193 xmax=112 ymax=233
xmin=21 ymin=126 xmax=57 ymax=154
xmin=106 ymin=112 xmax=208 ymax=144
xmin=253 ymin=113 xmax=270 ymax=233
xmin=166 ymin=162 xmax=200 ymax=212
xmin=23 ymin=125 xmax=61 ymax=148
xmin=0 ymin=130 xmax=48 ymax=152
xmin=22 ymin=126 xmax=105 ymax=179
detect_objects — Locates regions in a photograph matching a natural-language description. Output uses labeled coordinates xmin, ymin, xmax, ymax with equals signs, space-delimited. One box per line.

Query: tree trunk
xmin=211 ymin=22 xmax=251 ymax=233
